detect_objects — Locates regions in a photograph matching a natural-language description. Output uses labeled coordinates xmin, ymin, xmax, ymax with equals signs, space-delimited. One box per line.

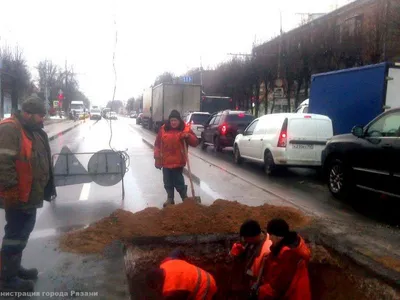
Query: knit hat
xmin=168 ymin=109 xmax=181 ymax=120
xmin=22 ymin=95 xmax=46 ymax=115
xmin=240 ymin=219 xmax=261 ymax=238
xmin=266 ymin=219 xmax=290 ymax=237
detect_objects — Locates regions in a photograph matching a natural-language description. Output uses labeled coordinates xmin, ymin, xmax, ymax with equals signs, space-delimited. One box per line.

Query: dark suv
xmin=201 ymin=110 xmax=255 ymax=151
xmin=322 ymin=108 xmax=400 ymax=200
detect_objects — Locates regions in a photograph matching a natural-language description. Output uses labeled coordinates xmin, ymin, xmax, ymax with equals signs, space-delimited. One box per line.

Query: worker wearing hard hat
xmin=256 ymin=219 xmax=311 ymax=300
xmin=230 ymin=220 xmax=272 ymax=288
xmin=146 ymin=249 xmax=217 ymax=300
xmin=154 ymin=110 xmax=199 ymax=207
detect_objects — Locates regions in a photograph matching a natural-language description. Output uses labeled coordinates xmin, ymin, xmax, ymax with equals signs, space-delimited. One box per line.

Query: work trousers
xmin=162 ymin=167 xmax=187 ymax=200
xmin=1 ymin=209 xmax=37 ymax=279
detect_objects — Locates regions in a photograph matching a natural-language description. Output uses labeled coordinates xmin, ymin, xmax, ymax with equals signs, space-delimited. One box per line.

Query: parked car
xmin=108 ymin=112 xmax=118 ymax=120
xmin=137 ymin=113 xmax=143 ymax=124
xmin=201 ymin=110 xmax=255 ymax=152
xmin=184 ymin=112 xmax=211 ymax=139
xmin=322 ymin=108 xmax=400 ymax=200
xmin=130 ymin=112 xmax=137 ymax=118
xmin=90 ymin=109 xmax=102 ymax=120
xmin=234 ymin=113 xmax=333 ymax=175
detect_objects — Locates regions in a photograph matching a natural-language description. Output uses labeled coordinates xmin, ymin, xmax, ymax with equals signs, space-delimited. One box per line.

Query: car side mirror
xmin=351 ymin=125 xmax=364 ymax=138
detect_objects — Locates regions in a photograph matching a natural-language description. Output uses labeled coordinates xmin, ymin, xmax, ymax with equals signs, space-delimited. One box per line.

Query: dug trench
xmin=124 ymin=235 xmax=399 ymax=300
xmin=58 ymin=200 xmax=399 ymax=299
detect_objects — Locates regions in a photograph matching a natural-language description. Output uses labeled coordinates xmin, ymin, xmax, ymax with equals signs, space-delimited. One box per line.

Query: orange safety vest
xmin=249 ymin=235 xmax=272 ymax=279
xmin=0 ymin=117 xmax=33 ymax=202
xmin=160 ymin=259 xmax=217 ymax=300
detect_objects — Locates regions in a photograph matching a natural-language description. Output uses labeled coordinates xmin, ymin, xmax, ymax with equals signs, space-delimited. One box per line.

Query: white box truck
xmin=151 ymin=83 xmax=201 ymax=132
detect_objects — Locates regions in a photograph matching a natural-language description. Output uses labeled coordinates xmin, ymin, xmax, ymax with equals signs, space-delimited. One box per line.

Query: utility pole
xmin=382 ymin=0 xmax=390 ymax=61
xmin=277 ymin=10 xmax=283 ymax=79
xmin=44 ymin=60 xmax=50 ymax=116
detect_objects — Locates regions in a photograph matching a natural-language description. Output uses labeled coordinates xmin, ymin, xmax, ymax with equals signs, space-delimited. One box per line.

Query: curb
xmin=141 ymin=138 xmax=201 ymax=185
xmin=48 ymin=121 xmax=83 ymax=142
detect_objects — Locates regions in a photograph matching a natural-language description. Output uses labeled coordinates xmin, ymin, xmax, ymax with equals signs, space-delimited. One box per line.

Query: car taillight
xmin=220 ymin=124 xmax=227 ymax=135
xmin=277 ymin=118 xmax=288 ymax=148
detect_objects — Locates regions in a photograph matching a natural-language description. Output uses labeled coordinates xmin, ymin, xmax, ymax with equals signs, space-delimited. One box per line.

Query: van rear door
xmin=287 ymin=115 xmax=333 ymax=165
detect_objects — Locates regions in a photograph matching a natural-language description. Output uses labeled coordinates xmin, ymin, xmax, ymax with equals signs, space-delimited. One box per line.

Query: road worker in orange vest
xmin=0 ymin=96 xmax=56 ymax=293
xmin=230 ymin=220 xmax=272 ymax=290
xmin=154 ymin=110 xmax=199 ymax=207
xmin=146 ymin=249 xmax=218 ymax=300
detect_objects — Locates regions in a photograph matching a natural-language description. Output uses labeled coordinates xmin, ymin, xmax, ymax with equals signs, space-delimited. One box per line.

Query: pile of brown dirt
xmin=59 ymin=199 xmax=311 ymax=254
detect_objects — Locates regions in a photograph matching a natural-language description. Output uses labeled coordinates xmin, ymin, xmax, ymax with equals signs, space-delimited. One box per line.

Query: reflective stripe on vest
xmin=161 ymin=259 xmax=212 ymax=300
xmin=0 ymin=117 xmax=33 ymax=202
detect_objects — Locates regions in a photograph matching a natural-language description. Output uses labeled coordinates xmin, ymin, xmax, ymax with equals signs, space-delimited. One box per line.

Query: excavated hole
xmin=124 ymin=234 xmax=399 ymax=300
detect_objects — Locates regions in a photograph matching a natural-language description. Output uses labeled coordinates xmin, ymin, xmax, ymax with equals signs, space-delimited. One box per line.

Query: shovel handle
xmin=184 ymin=140 xmax=196 ymax=198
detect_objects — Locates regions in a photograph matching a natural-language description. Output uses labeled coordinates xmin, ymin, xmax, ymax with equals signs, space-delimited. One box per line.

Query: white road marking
xmin=79 ymin=183 xmax=91 ymax=201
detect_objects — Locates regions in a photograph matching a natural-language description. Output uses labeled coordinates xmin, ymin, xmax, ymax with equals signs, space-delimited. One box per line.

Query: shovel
xmin=183 ymin=140 xmax=201 ymax=204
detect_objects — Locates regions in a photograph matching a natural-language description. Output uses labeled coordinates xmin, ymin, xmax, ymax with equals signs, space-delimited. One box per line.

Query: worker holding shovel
xmin=255 ymin=219 xmax=311 ymax=300
xmin=154 ymin=110 xmax=199 ymax=207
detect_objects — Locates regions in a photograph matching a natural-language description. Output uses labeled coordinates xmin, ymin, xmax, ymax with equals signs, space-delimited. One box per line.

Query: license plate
xmin=292 ymin=144 xmax=314 ymax=149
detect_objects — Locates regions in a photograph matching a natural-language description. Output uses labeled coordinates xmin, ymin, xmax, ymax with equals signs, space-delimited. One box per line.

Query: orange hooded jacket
xmin=154 ymin=123 xmax=198 ymax=169
xmin=258 ymin=236 xmax=311 ymax=300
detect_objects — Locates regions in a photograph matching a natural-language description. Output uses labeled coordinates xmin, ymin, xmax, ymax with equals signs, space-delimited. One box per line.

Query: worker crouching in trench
xmin=230 ymin=220 xmax=272 ymax=296
xmin=146 ymin=249 xmax=218 ymax=300
xmin=154 ymin=110 xmax=199 ymax=207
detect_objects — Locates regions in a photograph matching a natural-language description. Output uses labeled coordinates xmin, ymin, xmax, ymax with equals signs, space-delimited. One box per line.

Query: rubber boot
xmin=0 ymin=252 xmax=34 ymax=292
xmin=18 ymin=266 xmax=38 ymax=280
xmin=179 ymin=185 xmax=188 ymax=201
xmin=163 ymin=198 xmax=175 ymax=208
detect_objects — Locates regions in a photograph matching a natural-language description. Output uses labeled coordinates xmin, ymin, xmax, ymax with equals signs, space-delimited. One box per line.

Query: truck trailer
xmin=308 ymin=62 xmax=400 ymax=135
xmin=200 ymin=96 xmax=233 ymax=114
xmin=149 ymin=83 xmax=201 ymax=132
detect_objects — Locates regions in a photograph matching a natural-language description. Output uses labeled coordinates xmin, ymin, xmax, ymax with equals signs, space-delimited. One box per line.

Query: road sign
xmin=275 ymin=79 xmax=283 ymax=87
xmin=273 ymin=87 xmax=284 ymax=98
xmin=181 ymin=76 xmax=193 ymax=83
xmin=53 ymin=100 xmax=59 ymax=108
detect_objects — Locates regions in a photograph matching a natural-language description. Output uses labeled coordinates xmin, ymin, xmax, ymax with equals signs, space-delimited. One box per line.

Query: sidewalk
xmin=44 ymin=120 xmax=83 ymax=141
xmin=135 ymin=125 xmax=400 ymax=289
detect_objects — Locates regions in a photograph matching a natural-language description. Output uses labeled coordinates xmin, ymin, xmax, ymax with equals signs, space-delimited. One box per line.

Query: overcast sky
xmin=0 ymin=0 xmax=351 ymax=106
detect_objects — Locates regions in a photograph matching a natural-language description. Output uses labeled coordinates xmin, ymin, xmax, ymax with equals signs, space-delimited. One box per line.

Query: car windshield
xmin=190 ymin=114 xmax=210 ymax=124
xmin=92 ymin=109 xmax=100 ymax=113
xmin=226 ymin=114 xmax=255 ymax=124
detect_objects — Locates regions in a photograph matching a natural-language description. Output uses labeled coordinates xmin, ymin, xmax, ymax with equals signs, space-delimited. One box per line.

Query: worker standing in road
xmin=256 ymin=219 xmax=311 ymax=300
xmin=154 ymin=110 xmax=199 ymax=207
xmin=230 ymin=220 xmax=272 ymax=290
xmin=146 ymin=249 xmax=217 ymax=300
xmin=0 ymin=96 xmax=57 ymax=292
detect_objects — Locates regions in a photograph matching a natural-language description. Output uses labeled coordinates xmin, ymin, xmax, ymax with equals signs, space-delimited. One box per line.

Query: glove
xmin=230 ymin=242 xmax=245 ymax=256
xmin=180 ymin=132 xmax=190 ymax=140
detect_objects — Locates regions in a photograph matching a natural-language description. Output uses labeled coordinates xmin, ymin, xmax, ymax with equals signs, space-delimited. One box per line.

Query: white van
xmin=233 ymin=113 xmax=333 ymax=175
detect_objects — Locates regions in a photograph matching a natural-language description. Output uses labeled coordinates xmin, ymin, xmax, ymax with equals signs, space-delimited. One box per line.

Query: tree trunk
xmin=295 ymin=78 xmax=303 ymax=109
xmin=270 ymin=97 xmax=276 ymax=114
xmin=286 ymin=81 xmax=292 ymax=112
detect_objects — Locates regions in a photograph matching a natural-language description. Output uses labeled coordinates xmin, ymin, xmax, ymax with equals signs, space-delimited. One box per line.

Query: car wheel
xmin=234 ymin=145 xmax=243 ymax=164
xmin=201 ymin=135 xmax=207 ymax=150
xmin=214 ymin=137 xmax=223 ymax=152
xmin=264 ymin=151 xmax=277 ymax=176
xmin=327 ymin=158 xmax=352 ymax=199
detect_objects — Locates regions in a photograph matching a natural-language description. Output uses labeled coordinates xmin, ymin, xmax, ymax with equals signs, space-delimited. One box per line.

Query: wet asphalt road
xmin=0 ymin=116 xmax=399 ymax=298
